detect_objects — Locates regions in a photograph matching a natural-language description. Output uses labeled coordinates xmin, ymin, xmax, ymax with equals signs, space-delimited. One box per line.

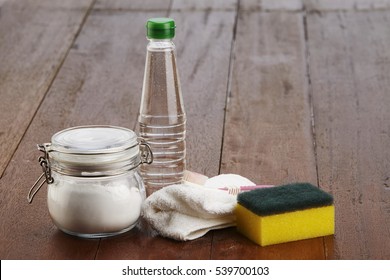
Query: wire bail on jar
xmin=27 ymin=137 xmax=153 ymax=204
xmin=138 ymin=137 xmax=153 ymax=165
xmin=27 ymin=144 xmax=54 ymax=204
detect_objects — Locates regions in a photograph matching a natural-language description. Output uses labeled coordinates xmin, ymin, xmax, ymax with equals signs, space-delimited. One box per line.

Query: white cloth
xmin=141 ymin=174 xmax=255 ymax=241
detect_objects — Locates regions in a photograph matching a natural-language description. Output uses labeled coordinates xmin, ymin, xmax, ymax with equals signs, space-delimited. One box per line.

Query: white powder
xmin=204 ymin=174 xmax=256 ymax=189
xmin=47 ymin=174 xmax=144 ymax=236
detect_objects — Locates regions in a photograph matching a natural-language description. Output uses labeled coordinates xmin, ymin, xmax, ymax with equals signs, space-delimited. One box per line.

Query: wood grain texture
xmin=220 ymin=10 xmax=316 ymax=185
xmin=96 ymin=0 xmax=237 ymax=258
xmin=0 ymin=0 xmax=94 ymax=178
xmin=0 ymin=0 xmax=238 ymax=259
xmin=241 ymin=0 xmax=303 ymax=11
xmin=307 ymin=10 xmax=390 ymax=259
xmin=94 ymin=0 xmax=171 ymax=10
xmin=1 ymin=0 xmax=389 ymax=260
xmin=212 ymin=228 xmax=328 ymax=260
xmin=0 ymin=1 xmax=171 ymax=259
xmin=211 ymin=9 xmax=326 ymax=259
xmin=304 ymin=0 xmax=390 ymax=11
xmin=170 ymin=0 xmax=237 ymax=177
xmin=96 ymin=221 xmax=212 ymax=259
xmin=171 ymin=0 xmax=236 ymax=11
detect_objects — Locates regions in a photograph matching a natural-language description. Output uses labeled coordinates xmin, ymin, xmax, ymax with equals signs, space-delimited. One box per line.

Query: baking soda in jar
xmin=28 ymin=125 xmax=152 ymax=238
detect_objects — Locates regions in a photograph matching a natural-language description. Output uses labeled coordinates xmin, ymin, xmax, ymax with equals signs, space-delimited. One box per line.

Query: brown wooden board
xmin=241 ymin=0 xmax=303 ymax=11
xmin=1 ymin=0 xmax=390 ymax=260
xmin=307 ymin=10 xmax=390 ymax=259
xmin=93 ymin=0 xmax=171 ymax=10
xmin=0 ymin=1 xmax=171 ymax=259
xmin=0 ymin=0 xmax=94 ymax=178
xmin=96 ymin=222 xmax=213 ymax=260
xmin=211 ymin=9 xmax=327 ymax=259
xmin=304 ymin=0 xmax=390 ymax=11
xmin=96 ymin=0 xmax=238 ymax=259
xmin=170 ymin=0 xmax=237 ymax=178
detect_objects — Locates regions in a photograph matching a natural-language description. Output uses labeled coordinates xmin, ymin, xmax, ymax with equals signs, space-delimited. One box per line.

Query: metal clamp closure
xmin=28 ymin=139 xmax=152 ymax=204
xmin=138 ymin=138 xmax=153 ymax=165
xmin=27 ymin=144 xmax=54 ymax=204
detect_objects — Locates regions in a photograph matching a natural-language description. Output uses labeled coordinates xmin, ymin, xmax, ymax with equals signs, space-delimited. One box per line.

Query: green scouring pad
xmin=235 ymin=183 xmax=335 ymax=246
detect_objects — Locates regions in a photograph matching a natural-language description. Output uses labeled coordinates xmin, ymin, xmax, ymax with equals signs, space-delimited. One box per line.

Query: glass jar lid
xmin=47 ymin=126 xmax=146 ymax=177
xmin=28 ymin=126 xmax=153 ymax=203
xmin=51 ymin=125 xmax=138 ymax=154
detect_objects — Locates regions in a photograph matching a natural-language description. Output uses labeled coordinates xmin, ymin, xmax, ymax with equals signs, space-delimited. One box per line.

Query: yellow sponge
xmin=235 ymin=183 xmax=334 ymax=246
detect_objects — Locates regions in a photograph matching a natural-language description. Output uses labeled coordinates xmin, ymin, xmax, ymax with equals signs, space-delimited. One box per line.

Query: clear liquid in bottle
xmin=138 ymin=18 xmax=186 ymax=189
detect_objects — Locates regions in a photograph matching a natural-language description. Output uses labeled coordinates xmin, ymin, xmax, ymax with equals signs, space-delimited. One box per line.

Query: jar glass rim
xmin=47 ymin=125 xmax=143 ymax=177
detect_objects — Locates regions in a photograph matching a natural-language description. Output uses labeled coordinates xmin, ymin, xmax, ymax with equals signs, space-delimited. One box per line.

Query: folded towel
xmin=142 ymin=174 xmax=255 ymax=241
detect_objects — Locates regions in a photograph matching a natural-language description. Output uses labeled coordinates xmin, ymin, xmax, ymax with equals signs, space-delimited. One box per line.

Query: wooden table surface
xmin=1 ymin=0 xmax=390 ymax=260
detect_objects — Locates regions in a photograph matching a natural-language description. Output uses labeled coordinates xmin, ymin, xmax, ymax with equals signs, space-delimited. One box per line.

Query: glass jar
xmin=28 ymin=125 xmax=153 ymax=238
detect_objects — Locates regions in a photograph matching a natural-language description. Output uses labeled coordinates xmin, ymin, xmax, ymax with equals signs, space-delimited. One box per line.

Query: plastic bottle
xmin=138 ymin=18 xmax=186 ymax=189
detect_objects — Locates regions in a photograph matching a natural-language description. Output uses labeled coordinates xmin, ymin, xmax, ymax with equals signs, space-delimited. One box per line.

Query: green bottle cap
xmin=146 ymin=18 xmax=176 ymax=39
